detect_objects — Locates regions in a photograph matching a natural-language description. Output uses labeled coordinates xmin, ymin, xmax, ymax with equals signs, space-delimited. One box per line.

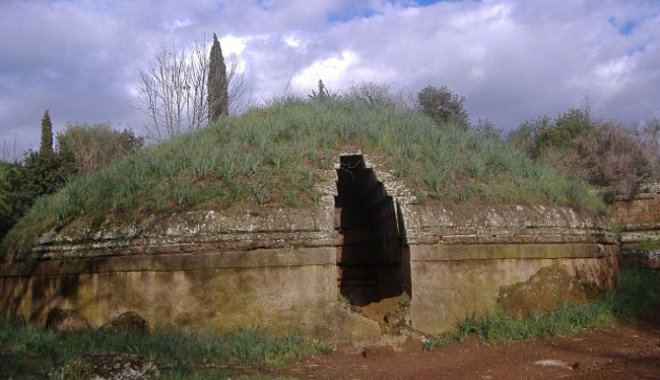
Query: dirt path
xmin=262 ymin=311 xmax=660 ymax=379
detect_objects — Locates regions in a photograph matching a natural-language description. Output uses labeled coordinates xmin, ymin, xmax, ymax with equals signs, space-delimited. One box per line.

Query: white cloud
xmin=220 ymin=35 xmax=252 ymax=55
xmin=283 ymin=34 xmax=302 ymax=48
xmin=291 ymin=50 xmax=358 ymax=91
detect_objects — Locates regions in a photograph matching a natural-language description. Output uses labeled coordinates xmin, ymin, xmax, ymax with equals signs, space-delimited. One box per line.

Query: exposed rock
xmin=100 ymin=311 xmax=149 ymax=335
xmin=47 ymin=352 xmax=159 ymax=380
xmin=45 ymin=308 xmax=90 ymax=333
xmin=334 ymin=304 xmax=381 ymax=347
xmin=533 ymin=359 xmax=573 ymax=369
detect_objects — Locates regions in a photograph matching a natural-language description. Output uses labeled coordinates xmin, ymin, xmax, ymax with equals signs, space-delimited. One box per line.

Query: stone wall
xmin=610 ymin=188 xmax=660 ymax=268
xmin=401 ymin=205 xmax=618 ymax=334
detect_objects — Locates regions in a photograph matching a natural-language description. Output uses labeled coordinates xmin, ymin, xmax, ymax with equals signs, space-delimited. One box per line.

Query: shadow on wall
xmin=1 ymin=256 xmax=109 ymax=327
xmin=334 ymin=154 xmax=410 ymax=306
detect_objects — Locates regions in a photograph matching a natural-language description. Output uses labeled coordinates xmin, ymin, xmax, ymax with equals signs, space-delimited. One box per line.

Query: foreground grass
xmin=424 ymin=268 xmax=660 ymax=350
xmin=0 ymin=326 xmax=329 ymax=379
xmin=3 ymin=97 xmax=603 ymax=255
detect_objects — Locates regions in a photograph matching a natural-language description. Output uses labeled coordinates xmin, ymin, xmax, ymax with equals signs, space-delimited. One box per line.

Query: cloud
xmin=1 ymin=0 xmax=659 ymax=152
xmin=291 ymin=50 xmax=358 ymax=90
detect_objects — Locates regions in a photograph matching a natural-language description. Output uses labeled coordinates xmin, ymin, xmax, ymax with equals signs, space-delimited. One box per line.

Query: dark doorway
xmin=334 ymin=154 xmax=410 ymax=306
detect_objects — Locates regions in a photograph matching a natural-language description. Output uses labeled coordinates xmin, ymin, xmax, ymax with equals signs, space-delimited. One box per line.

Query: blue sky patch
xmin=609 ymin=16 xmax=638 ymax=36
xmin=327 ymin=7 xmax=379 ymax=23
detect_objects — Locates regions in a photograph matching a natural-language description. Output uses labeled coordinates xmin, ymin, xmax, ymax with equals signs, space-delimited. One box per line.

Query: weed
xmin=337 ymin=294 xmax=351 ymax=307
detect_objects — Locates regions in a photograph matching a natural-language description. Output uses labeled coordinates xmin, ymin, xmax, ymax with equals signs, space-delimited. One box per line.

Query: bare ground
xmin=255 ymin=308 xmax=660 ymax=380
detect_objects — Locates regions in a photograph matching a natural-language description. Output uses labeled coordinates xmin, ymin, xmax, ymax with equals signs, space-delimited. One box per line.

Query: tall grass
xmin=424 ymin=268 xmax=660 ymax=350
xmin=3 ymin=97 xmax=603 ymax=254
xmin=0 ymin=324 xmax=329 ymax=379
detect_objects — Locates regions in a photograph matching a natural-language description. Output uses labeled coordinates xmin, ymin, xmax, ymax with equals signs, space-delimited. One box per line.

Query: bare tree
xmin=0 ymin=137 xmax=22 ymax=163
xmin=345 ymin=81 xmax=410 ymax=107
xmin=135 ymin=38 xmax=249 ymax=141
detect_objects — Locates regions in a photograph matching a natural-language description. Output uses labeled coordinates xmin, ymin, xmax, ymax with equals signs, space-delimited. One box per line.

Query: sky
xmin=1 ymin=0 xmax=659 ymax=155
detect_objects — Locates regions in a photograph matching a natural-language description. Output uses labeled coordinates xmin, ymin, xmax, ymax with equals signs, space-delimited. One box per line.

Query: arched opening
xmin=334 ymin=154 xmax=410 ymax=307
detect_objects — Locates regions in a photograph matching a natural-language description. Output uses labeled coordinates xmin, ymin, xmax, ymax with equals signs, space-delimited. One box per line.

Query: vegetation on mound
xmin=3 ymin=97 xmax=603 ymax=255
xmin=0 ymin=325 xmax=328 ymax=379
xmin=424 ymin=267 xmax=660 ymax=349
xmin=508 ymin=109 xmax=659 ymax=199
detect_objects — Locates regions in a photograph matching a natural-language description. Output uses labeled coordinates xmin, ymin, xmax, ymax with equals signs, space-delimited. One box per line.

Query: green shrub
xmin=509 ymin=108 xmax=658 ymax=198
xmin=603 ymin=190 xmax=617 ymax=204
xmin=57 ymin=123 xmax=144 ymax=175
xmin=0 ymin=152 xmax=75 ymax=242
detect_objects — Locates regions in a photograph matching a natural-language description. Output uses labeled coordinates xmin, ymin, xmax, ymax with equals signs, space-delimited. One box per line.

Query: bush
xmin=509 ymin=109 xmax=658 ymax=198
xmin=345 ymin=81 xmax=408 ymax=108
xmin=417 ymin=85 xmax=469 ymax=128
xmin=574 ymin=121 xmax=654 ymax=197
xmin=57 ymin=123 xmax=144 ymax=175
xmin=0 ymin=151 xmax=74 ymax=241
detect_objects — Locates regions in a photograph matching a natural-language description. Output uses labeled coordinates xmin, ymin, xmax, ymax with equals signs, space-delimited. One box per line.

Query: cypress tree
xmin=208 ymin=33 xmax=228 ymax=123
xmin=40 ymin=110 xmax=53 ymax=154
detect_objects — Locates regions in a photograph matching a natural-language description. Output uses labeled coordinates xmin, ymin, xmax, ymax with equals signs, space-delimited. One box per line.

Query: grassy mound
xmin=2 ymin=97 xmax=603 ymax=254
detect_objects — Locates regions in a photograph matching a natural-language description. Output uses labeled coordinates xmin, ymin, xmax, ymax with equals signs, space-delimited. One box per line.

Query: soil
xmin=262 ymin=308 xmax=660 ymax=379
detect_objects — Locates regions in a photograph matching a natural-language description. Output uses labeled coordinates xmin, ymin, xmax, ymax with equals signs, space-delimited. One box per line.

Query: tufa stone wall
xmin=1 ymin=154 xmax=619 ymax=342
xmin=610 ymin=187 xmax=660 ymax=268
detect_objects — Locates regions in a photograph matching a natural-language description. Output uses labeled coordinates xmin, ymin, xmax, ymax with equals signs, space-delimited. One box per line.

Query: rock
xmin=45 ymin=308 xmax=90 ymax=333
xmin=533 ymin=359 xmax=572 ymax=369
xmin=100 ymin=311 xmax=149 ymax=335
xmin=334 ymin=305 xmax=381 ymax=347
xmin=48 ymin=352 xmax=159 ymax=380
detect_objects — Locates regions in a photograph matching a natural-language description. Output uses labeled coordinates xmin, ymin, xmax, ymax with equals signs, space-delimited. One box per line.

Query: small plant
xmin=602 ymin=190 xmax=617 ymax=205
xmin=422 ymin=333 xmax=451 ymax=350
xmin=337 ymin=294 xmax=351 ymax=307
